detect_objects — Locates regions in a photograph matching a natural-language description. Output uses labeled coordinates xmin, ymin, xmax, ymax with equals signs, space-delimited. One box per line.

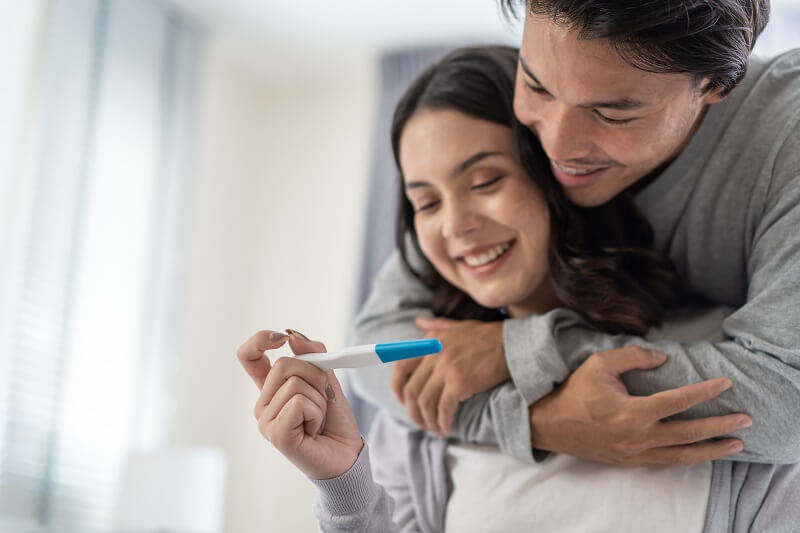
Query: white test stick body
xmin=289 ymin=338 xmax=442 ymax=371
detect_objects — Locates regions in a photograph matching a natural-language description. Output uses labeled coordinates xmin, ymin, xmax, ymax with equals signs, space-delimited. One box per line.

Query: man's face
xmin=514 ymin=14 xmax=724 ymax=206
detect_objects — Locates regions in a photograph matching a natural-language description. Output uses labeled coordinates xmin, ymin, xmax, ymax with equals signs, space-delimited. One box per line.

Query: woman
xmin=237 ymin=46 xmax=798 ymax=532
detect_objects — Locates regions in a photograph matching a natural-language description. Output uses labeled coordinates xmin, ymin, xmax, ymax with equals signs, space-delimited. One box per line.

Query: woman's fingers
xmin=237 ymin=330 xmax=290 ymax=389
xmin=261 ymin=392 xmax=325 ymax=451
xmin=257 ymin=373 xmax=329 ymax=436
xmin=259 ymin=356 xmax=330 ymax=415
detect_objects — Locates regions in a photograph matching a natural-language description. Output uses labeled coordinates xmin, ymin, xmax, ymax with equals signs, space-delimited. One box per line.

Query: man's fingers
xmin=636 ymin=439 xmax=744 ymax=468
xmin=592 ymin=346 xmax=668 ymax=377
xmin=417 ymin=377 xmax=446 ymax=434
xmin=643 ymin=377 xmax=733 ymax=420
xmin=391 ymin=358 xmax=423 ymax=404
xmin=437 ymin=385 xmax=462 ymax=435
xmin=651 ymin=413 xmax=753 ymax=448
xmin=403 ymin=359 xmax=436 ymax=429
xmin=237 ymin=330 xmax=290 ymax=389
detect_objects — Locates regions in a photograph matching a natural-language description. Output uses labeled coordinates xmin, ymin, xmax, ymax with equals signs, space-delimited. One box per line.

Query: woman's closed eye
xmin=471 ymin=175 xmax=505 ymax=190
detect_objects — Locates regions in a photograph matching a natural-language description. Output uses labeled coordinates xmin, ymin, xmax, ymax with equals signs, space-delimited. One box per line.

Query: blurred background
xmin=0 ymin=1 xmax=797 ymax=532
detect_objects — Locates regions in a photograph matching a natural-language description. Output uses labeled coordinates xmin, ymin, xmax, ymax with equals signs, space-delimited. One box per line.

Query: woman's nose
xmin=441 ymin=202 xmax=482 ymax=239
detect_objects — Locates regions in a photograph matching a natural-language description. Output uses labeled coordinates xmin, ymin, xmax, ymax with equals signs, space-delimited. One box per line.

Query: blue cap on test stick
xmin=375 ymin=339 xmax=442 ymax=363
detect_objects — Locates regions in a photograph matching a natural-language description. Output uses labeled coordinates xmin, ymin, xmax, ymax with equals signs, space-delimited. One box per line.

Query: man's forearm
xmin=500 ymin=307 xmax=800 ymax=463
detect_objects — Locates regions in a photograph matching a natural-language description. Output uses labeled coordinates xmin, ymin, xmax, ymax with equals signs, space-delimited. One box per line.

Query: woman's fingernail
xmin=268 ymin=331 xmax=289 ymax=342
xmin=325 ymin=383 xmax=337 ymax=402
xmin=285 ymin=328 xmax=310 ymax=341
xmin=736 ymin=416 xmax=753 ymax=429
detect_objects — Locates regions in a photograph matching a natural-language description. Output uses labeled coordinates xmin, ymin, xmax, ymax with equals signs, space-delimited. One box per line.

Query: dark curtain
xmin=355 ymin=46 xmax=452 ymax=311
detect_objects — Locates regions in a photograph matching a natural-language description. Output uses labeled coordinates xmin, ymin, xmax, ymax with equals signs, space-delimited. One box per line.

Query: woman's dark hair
xmin=391 ymin=45 xmax=687 ymax=335
xmin=500 ymin=0 xmax=770 ymax=96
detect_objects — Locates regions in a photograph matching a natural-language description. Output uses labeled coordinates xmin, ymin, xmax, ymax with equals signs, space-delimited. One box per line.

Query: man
xmin=350 ymin=0 xmax=800 ymax=523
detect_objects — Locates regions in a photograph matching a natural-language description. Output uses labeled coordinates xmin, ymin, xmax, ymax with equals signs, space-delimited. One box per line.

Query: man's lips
xmin=550 ymin=160 xmax=612 ymax=188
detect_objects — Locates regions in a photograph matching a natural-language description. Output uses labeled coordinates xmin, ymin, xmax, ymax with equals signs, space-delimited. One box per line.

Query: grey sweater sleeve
xmin=311 ymin=413 xmax=440 ymax=533
xmin=311 ymin=443 xmax=401 ymax=532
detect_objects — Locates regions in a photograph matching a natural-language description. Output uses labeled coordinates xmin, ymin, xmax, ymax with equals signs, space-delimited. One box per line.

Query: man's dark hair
xmin=501 ymin=0 xmax=770 ymax=96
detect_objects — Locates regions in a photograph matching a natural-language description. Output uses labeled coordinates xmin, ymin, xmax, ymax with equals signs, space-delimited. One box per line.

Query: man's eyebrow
xmin=519 ymin=56 xmax=546 ymax=89
xmin=519 ymin=55 xmax=648 ymax=111
xmin=405 ymin=151 xmax=502 ymax=190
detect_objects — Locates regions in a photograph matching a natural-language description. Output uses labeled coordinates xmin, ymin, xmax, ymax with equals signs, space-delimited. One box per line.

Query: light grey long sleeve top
xmin=349 ymin=50 xmax=800 ymax=465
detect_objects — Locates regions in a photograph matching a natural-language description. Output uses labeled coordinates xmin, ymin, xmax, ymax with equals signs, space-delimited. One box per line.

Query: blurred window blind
xmin=0 ymin=0 xmax=202 ymax=531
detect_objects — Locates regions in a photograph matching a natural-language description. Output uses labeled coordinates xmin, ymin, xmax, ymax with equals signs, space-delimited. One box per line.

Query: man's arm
xmin=349 ymin=254 xmax=745 ymax=465
xmin=351 ymin=123 xmax=800 ymax=465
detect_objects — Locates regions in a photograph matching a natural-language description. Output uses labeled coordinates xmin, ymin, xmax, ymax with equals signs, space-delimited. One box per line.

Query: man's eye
xmin=472 ymin=175 xmax=504 ymax=190
xmin=595 ymin=111 xmax=635 ymax=125
xmin=527 ymin=84 xmax=550 ymax=96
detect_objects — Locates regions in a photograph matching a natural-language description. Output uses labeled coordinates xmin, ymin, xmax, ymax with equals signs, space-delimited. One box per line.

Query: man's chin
xmin=562 ymin=185 xmax=617 ymax=207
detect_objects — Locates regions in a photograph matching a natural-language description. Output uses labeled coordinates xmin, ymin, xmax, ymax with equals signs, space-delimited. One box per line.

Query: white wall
xmin=169 ymin=39 xmax=375 ymax=532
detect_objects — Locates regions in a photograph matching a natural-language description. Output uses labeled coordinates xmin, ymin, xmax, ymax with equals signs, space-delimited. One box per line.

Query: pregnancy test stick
xmin=291 ymin=338 xmax=442 ymax=370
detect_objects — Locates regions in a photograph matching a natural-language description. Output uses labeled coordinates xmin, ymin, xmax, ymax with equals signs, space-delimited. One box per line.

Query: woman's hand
xmin=237 ymin=330 xmax=363 ymax=479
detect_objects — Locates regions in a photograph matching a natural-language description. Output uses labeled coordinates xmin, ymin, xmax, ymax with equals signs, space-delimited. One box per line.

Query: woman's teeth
xmin=463 ymin=242 xmax=511 ymax=267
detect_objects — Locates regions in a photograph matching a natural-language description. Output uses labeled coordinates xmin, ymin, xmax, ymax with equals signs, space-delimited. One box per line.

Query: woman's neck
xmin=505 ymin=278 xmax=561 ymax=318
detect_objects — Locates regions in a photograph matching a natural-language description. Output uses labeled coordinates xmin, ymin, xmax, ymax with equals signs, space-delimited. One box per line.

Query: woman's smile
xmin=456 ymin=239 xmax=516 ymax=278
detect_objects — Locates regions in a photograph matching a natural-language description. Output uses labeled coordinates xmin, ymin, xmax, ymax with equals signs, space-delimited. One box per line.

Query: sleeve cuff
xmin=310 ymin=440 xmax=379 ymax=516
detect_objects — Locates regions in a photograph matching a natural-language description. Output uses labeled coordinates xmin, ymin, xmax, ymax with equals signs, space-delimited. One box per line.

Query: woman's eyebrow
xmin=405 ymin=150 xmax=503 ymax=190
xmin=451 ymin=151 xmax=502 ymax=178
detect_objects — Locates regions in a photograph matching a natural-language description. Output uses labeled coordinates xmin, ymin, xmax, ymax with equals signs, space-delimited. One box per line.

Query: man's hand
xmin=529 ymin=346 xmax=753 ymax=467
xmin=391 ymin=316 xmax=509 ymax=435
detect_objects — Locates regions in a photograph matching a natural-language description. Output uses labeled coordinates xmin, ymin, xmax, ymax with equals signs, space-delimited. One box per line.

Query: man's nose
xmin=516 ymin=96 xmax=594 ymax=163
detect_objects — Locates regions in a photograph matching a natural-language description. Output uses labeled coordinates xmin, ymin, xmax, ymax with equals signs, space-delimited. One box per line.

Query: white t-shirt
xmin=445 ymin=443 xmax=711 ymax=533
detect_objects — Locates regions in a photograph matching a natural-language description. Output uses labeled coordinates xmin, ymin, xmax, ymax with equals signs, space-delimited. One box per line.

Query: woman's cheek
xmin=415 ymin=222 xmax=442 ymax=267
